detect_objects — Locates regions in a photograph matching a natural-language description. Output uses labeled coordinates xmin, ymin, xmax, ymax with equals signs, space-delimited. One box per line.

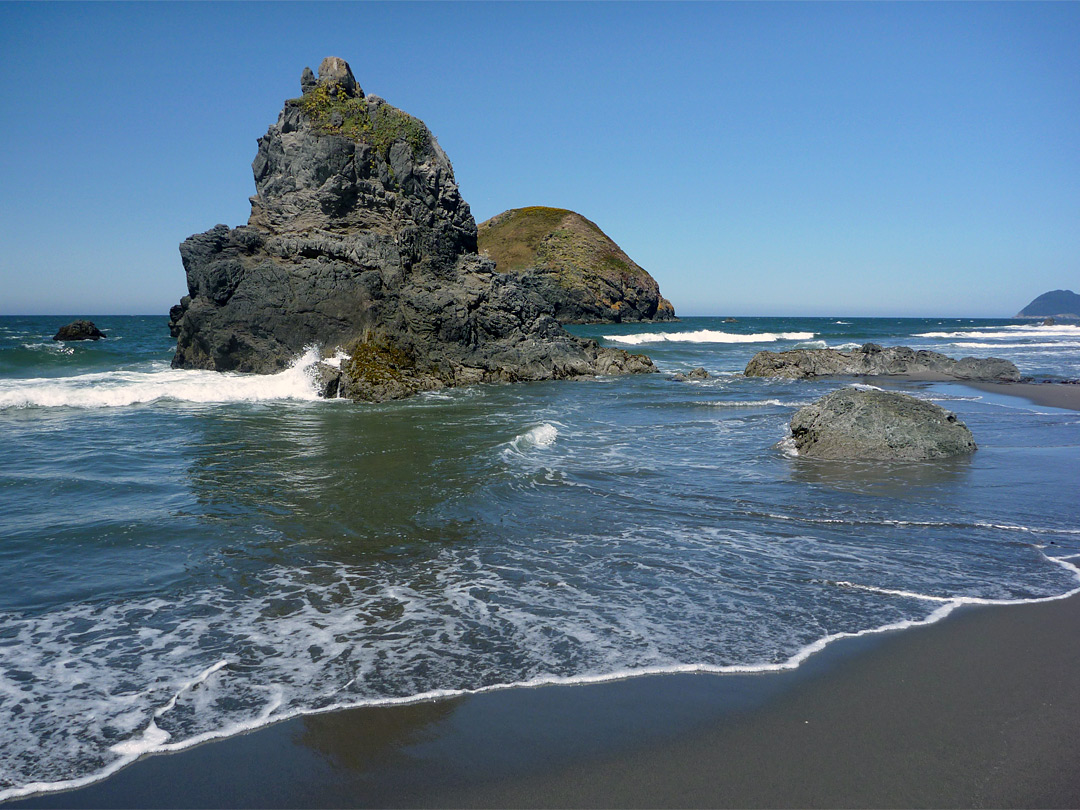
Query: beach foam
xmin=917 ymin=325 xmax=1080 ymax=339
xmin=0 ymin=348 xmax=324 ymax=409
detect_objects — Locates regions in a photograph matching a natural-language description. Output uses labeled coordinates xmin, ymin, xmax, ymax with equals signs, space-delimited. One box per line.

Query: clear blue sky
xmin=1 ymin=2 xmax=1077 ymax=317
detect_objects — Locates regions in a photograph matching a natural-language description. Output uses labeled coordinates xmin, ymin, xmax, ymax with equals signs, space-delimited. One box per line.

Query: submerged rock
xmin=745 ymin=344 xmax=1019 ymax=382
xmin=789 ymin=388 xmax=977 ymax=460
xmin=477 ymin=206 xmax=676 ymax=324
xmin=169 ymin=58 xmax=655 ymax=400
xmin=53 ymin=320 xmax=106 ymax=341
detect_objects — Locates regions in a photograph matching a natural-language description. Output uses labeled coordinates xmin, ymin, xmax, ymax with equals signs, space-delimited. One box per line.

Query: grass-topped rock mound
xmin=477 ymin=207 xmax=676 ymax=324
xmin=168 ymin=58 xmax=656 ymax=400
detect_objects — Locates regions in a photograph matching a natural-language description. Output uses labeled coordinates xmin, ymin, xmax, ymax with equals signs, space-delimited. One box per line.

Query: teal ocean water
xmin=1 ymin=315 xmax=1079 ymax=800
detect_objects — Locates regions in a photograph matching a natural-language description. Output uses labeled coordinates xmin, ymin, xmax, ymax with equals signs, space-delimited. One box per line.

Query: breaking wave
xmin=603 ymin=330 xmax=815 ymax=345
xmin=0 ymin=348 xmax=324 ymax=409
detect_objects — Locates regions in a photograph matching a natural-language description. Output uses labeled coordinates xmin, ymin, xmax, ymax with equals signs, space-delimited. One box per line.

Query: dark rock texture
xmin=169 ymin=58 xmax=655 ymax=399
xmin=1015 ymin=289 xmax=1080 ymax=320
xmin=789 ymin=388 xmax=977 ymax=460
xmin=745 ymin=343 xmax=1020 ymax=382
xmin=477 ymin=207 xmax=676 ymax=324
xmin=53 ymin=320 xmax=106 ymax=341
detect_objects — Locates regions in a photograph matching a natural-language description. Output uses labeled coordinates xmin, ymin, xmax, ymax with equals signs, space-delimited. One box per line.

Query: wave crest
xmin=603 ymin=330 xmax=815 ymax=345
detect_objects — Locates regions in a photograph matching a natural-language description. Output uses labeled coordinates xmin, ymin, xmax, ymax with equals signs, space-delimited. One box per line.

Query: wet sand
xmin=11 ymin=592 xmax=1080 ymax=809
xmin=962 ymin=380 xmax=1080 ymax=412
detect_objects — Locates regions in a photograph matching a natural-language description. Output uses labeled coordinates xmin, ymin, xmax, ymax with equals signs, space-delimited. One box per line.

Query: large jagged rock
xmin=1015 ymin=289 xmax=1080 ymax=320
xmin=169 ymin=58 xmax=655 ymax=399
xmin=745 ymin=343 xmax=1020 ymax=382
xmin=477 ymin=207 xmax=676 ymax=324
xmin=789 ymin=389 xmax=977 ymax=460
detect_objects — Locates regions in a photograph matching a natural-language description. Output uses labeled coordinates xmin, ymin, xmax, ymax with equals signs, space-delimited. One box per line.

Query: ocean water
xmin=1 ymin=315 xmax=1079 ymax=801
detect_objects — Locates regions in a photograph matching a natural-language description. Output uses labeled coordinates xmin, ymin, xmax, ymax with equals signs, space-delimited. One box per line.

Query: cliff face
xmin=1015 ymin=290 xmax=1080 ymax=320
xmin=169 ymin=59 xmax=654 ymax=399
xmin=477 ymin=207 xmax=676 ymax=324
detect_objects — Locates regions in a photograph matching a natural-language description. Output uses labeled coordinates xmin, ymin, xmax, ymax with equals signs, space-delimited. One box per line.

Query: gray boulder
xmin=168 ymin=58 xmax=655 ymax=400
xmin=745 ymin=343 xmax=1019 ymax=382
xmin=788 ymin=388 xmax=977 ymax=460
xmin=53 ymin=320 xmax=106 ymax=341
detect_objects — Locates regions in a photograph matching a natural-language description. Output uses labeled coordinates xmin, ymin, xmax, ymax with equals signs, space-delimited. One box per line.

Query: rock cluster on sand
xmin=168 ymin=58 xmax=655 ymax=400
xmin=477 ymin=207 xmax=676 ymax=324
xmin=53 ymin=321 xmax=106 ymax=341
xmin=789 ymin=388 xmax=977 ymax=460
xmin=745 ymin=343 xmax=1019 ymax=382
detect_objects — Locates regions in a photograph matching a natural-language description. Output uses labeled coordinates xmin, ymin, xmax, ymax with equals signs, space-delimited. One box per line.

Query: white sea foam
xmin=848 ymin=383 xmax=883 ymax=391
xmin=699 ymin=399 xmax=789 ymax=408
xmin=949 ymin=341 xmax=1080 ymax=349
xmin=21 ymin=341 xmax=74 ymax=356
xmin=6 ymin=552 xmax=1071 ymax=807
xmin=0 ymin=347 xmax=324 ymax=409
xmin=917 ymin=325 xmax=1080 ymax=339
xmin=796 ymin=340 xmax=828 ymax=349
xmin=602 ymin=330 xmax=815 ymax=345
xmin=503 ymin=423 xmax=559 ymax=455
xmin=319 ymin=350 xmax=351 ymax=369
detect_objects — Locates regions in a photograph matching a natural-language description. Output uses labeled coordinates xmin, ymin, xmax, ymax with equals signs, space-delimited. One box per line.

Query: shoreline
xmin=961 ymin=379 xmax=1080 ymax=412
xmin=9 ymin=586 xmax=1080 ymax=809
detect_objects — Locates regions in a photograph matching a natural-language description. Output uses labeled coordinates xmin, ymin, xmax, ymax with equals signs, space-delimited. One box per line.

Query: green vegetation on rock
xmin=297 ymin=84 xmax=430 ymax=160
xmin=477 ymin=207 xmax=675 ymax=323
xmin=345 ymin=335 xmax=416 ymax=387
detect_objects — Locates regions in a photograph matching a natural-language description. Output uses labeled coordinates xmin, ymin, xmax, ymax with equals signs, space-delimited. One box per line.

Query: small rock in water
xmin=688 ymin=367 xmax=709 ymax=379
xmin=788 ymin=388 xmax=976 ymax=460
xmin=53 ymin=320 xmax=106 ymax=341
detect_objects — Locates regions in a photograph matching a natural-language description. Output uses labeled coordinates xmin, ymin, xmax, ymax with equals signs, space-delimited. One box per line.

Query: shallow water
xmin=1 ymin=315 xmax=1078 ymax=800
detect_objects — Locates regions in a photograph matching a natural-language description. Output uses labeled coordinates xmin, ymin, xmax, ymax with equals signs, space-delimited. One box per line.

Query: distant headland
xmin=1015 ymin=289 xmax=1080 ymax=320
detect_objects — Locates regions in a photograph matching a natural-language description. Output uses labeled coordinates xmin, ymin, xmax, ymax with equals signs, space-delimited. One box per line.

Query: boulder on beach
xmin=745 ymin=343 xmax=1019 ymax=382
xmin=53 ymin=320 xmax=106 ymax=341
xmin=167 ymin=58 xmax=655 ymax=400
xmin=788 ymin=388 xmax=977 ymax=460
xmin=477 ymin=206 xmax=676 ymax=324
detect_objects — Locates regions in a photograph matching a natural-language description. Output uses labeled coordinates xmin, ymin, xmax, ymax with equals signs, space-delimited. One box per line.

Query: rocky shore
xmin=168 ymin=58 xmax=655 ymax=400
xmin=745 ymin=343 xmax=1020 ymax=382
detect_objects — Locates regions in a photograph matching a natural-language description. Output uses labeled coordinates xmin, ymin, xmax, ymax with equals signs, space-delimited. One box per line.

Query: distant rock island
xmin=53 ymin=320 xmax=106 ymax=341
xmin=745 ymin=344 xmax=1020 ymax=382
xmin=168 ymin=58 xmax=655 ymax=400
xmin=477 ymin=207 xmax=676 ymax=324
xmin=1015 ymin=289 xmax=1080 ymax=320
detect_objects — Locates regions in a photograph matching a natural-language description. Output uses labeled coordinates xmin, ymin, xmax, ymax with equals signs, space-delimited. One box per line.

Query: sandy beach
xmin=10 ymin=587 xmax=1079 ymax=809
xmin=963 ymin=380 xmax=1080 ymax=412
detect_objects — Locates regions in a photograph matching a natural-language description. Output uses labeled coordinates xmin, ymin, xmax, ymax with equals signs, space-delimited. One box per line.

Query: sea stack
xmin=477 ymin=207 xmax=676 ymax=324
xmin=53 ymin=320 xmax=106 ymax=341
xmin=169 ymin=58 xmax=655 ymax=400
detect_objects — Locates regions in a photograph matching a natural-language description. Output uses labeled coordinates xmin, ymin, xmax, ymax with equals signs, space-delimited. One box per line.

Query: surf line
xmin=5 ymin=553 xmax=1079 ymax=804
